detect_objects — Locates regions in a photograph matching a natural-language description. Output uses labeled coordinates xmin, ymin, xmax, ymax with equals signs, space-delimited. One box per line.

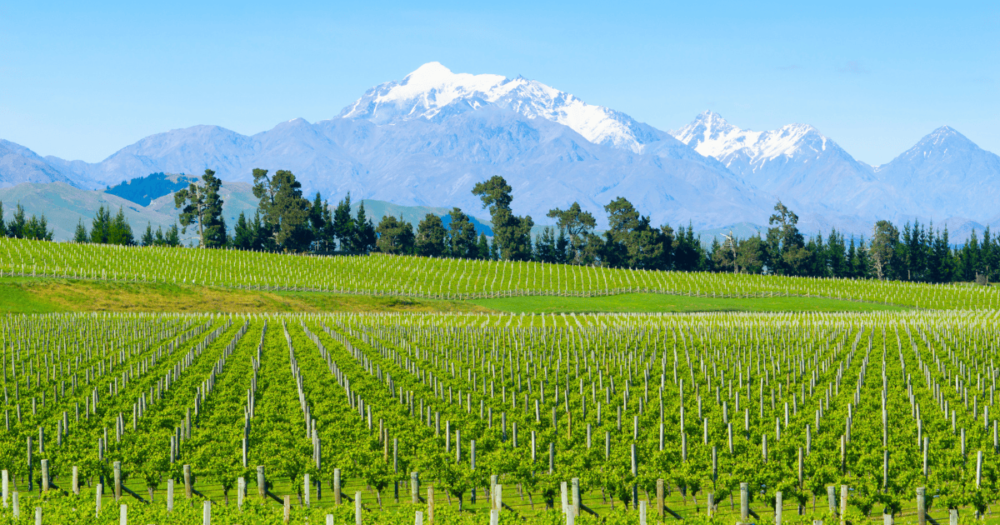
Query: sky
xmin=0 ymin=0 xmax=997 ymax=165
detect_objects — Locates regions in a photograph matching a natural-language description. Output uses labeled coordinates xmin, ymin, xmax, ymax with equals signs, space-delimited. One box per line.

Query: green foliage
xmin=175 ymin=169 xmax=227 ymax=248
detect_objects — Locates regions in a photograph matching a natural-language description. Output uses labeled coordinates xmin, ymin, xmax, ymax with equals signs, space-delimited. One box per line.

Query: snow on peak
xmin=671 ymin=112 xmax=826 ymax=164
xmin=337 ymin=62 xmax=658 ymax=152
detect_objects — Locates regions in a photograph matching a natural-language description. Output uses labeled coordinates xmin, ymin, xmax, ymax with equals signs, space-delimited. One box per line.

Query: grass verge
xmin=472 ymin=292 xmax=907 ymax=314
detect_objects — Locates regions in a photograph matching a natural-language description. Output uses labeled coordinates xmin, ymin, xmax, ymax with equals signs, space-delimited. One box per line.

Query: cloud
xmin=839 ymin=61 xmax=869 ymax=74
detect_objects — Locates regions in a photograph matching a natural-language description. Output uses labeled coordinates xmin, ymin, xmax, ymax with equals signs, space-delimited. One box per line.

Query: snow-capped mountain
xmin=670 ymin=111 xmax=915 ymax=224
xmin=339 ymin=62 xmax=666 ymax=152
xmin=1 ymin=62 xmax=998 ymax=239
xmin=874 ymin=126 xmax=1000 ymax=223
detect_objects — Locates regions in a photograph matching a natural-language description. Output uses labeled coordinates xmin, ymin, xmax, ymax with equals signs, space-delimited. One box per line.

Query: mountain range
xmin=2 ymin=61 xmax=998 ymax=241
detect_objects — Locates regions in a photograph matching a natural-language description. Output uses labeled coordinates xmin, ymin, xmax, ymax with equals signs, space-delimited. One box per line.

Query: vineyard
xmin=0 ymin=308 xmax=997 ymax=524
xmin=2 ymin=237 xmax=999 ymax=310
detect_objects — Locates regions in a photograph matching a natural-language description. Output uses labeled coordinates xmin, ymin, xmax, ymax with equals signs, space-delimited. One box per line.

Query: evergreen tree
xmin=351 ymin=202 xmax=377 ymax=253
xmin=374 ymin=215 xmax=414 ymax=254
xmin=555 ymin=228 xmax=570 ymax=264
xmin=472 ymin=176 xmax=533 ymax=261
xmin=737 ymin=236 xmax=766 ymax=274
xmin=154 ymin=226 xmax=166 ymax=246
xmin=252 ymin=169 xmax=312 ymax=252
xmin=766 ymin=201 xmax=809 ymax=275
xmin=869 ymin=220 xmax=899 ymax=280
xmin=415 ymin=214 xmax=447 ymax=257
xmin=175 ymin=169 xmax=226 ymax=248
xmin=476 ymin=234 xmax=490 ymax=260
xmin=331 ymin=193 xmax=355 ymax=251
xmin=164 ymin=224 xmax=181 ymax=247
xmin=547 ymin=202 xmax=597 ymax=263
xmin=7 ymin=204 xmax=27 ymax=238
xmin=0 ymin=202 xmax=5 ymax=237
xmin=446 ymin=208 xmax=477 ymax=258
xmin=233 ymin=212 xmax=256 ymax=251
xmin=534 ymin=227 xmax=559 ymax=263
xmin=107 ymin=207 xmax=135 ymax=246
xmin=308 ymin=193 xmax=336 ymax=252
xmin=90 ymin=205 xmax=111 ymax=243
xmin=73 ymin=218 xmax=89 ymax=243
xmin=141 ymin=223 xmax=154 ymax=247
xmin=827 ymin=230 xmax=847 ymax=278
xmin=23 ymin=214 xmax=53 ymax=241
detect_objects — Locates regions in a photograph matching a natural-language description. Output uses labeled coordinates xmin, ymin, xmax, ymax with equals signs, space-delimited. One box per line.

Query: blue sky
xmin=1 ymin=0 xmax=996 ymax=165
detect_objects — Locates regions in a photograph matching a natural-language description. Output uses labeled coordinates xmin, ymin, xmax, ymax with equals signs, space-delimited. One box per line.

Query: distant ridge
xmin=0 ymin=63 xmax=996 ymax=239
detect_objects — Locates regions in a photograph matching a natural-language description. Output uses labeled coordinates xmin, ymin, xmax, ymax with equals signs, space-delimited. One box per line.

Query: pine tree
xmin=352 ymin=202 xmax=376 ymax=253
xmin=165 ymin=224 xmax=181 ymax=247
xmin=446 ymin=208 xmax=477 ymax=259
xmin=374 ymin=215 xmax=414 ymax=254
xmin=8 ymin=204 xmax=27 ymax=238
xmin=415 ymin=214 xmax=447 ymax=257
xmin=332 ymin=193 xmax=354 ymax=251
xmin=90 ymin=206 xmax=111 ymax=243
xmin=0 ymin=201 xmax=5 ymax=237
xmin=74 ymin=218 xmax=89 ymax=243
xmin=107 ymin=207 xmax=134 ymax=246
xmin=175 ymin=169 xmax=226 ymax=248
xmin=472 ymin=176 xmax=533 ymax=261
xmin=252 ymin=169 xmax=312 ymax=252
xmin=141 ymin=223 xmax=154 ymax=247
xmin=233 ymin=212 xmax=255 ymax=251
xmin=477 ymin=234 xmax=490 ymax=260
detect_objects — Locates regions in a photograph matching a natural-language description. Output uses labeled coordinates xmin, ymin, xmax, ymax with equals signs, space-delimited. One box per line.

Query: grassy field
xmin=0 ymin=277 xmax=488 ymax=314
xmin=473 ymin=291 xmax=907 ymax=313
xmin=0 ymin=277 xmax=907 ymax=315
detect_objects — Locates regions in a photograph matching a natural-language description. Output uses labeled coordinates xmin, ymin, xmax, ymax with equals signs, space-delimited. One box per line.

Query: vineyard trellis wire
xmin=2 ymin=237 xmax=1000 ymax=310
xmin=0 ymin=309 xmax=999 ymax=523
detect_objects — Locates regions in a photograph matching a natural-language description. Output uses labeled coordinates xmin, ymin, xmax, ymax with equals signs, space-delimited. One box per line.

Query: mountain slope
xmin=339 ymin=62 xmax=667 ymax=152
xmin=875 ymin=126 xmax=1000 ymax=223
xmin=0 ymin=140 xmax=82 ymax=188
xmin=670 ymin=112 xmax=915 ymax=223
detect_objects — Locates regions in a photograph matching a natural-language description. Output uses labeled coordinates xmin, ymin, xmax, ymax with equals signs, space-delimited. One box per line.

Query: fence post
xmin=428 ymin=485 xmax=435 ymax=523
xmin=184 ymin=464 xmax=192 ymax=499
xmin=827 ymin=486 xmax=836 ymax=515
xmin=238 ymin=477 xmax=245 ymax=509
xmin=304 ymin=473 xmax=311 ymax=508
xmin=840 ymin=485 xmax=848 ymax=525
xmin=776 ymin=491 xmax=783 ymax=525
xmin=916 ymin=487 xmax=926 ymax=525
xmin=740 ymin=482 xmax=749 ymax=522
xmin=1 ymin=470 xmax=6 ymax=507
xmin=35 ymin=506 xmax=42 ymax=525
xmin=707 ymin=492 xmax=714 ymax=517
xmin=257 ymin=466 xmax=266 ymax=500
xmin=950 ymin=509 xmax=958 ymax=525
xmin=657 ymin=478 xmax=664 ymax=517
xmin=640 ymin=500 xmax=648 ymax=525
xmin=356 ymin=491 xmax=363 ymax=525
xmin=335 ymin=468 xmax=342 ymax=505
xmin=411 ymin=472 xmax=420 ymax=504
xmin=73 ymin=466 xmax=80 ymax=495
xmin=167 ymin=479 xmax=174 ymax=512
xmin=41 ymin=460 xmax=49 ymax=492
xmin=203 ymin=501 xmax=211 ymax=525
xmin=95 ymin=485 xmax=101 ymax=517
xmin=114 ymin=461 xmax=123 ymax=501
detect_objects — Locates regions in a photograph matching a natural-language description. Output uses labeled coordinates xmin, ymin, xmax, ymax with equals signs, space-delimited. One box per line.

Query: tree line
xmin=28 ymin=168 xmax=1000 ymax=284
xmin=0 ymin=202 xmax=54 ymax=241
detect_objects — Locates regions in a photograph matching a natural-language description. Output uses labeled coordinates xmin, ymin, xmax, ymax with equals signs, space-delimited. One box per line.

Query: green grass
xmin=0 ymin=278 xmax=908 ymax=315
xmin=472 ymin=292 xmax=908 ymax=314
xmin=0 ymin=277 xmax=488 ymax=314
